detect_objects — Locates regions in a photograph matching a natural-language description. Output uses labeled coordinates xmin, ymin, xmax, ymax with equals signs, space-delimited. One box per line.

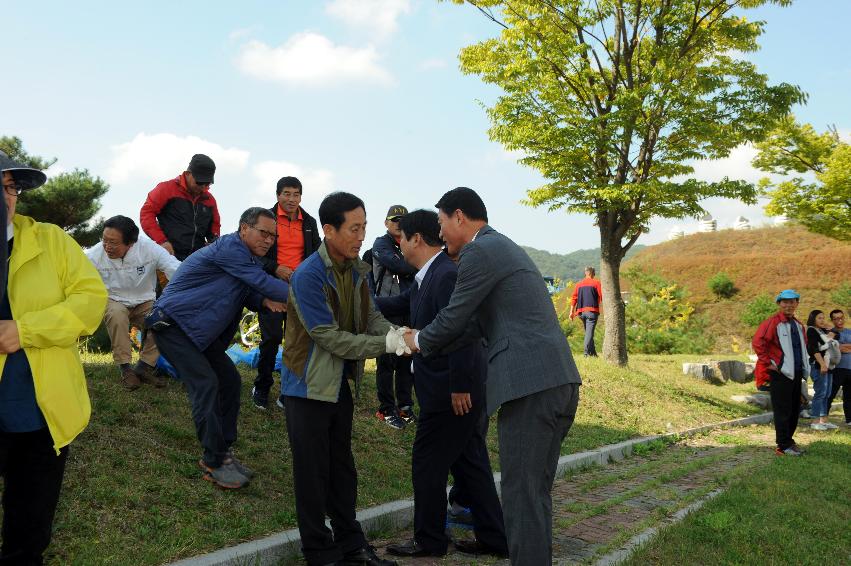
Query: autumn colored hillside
xmin=625 ymin=224 xmax=851 ymax=352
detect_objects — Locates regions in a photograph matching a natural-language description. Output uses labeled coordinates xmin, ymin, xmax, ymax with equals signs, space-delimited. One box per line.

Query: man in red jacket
xmin=752 ymin=289 xmax=809 ymax=456
xmin=570 ymin=266 xmax=602 ymax=357
xmin=140 ymin=154 xmax=221 ymax=261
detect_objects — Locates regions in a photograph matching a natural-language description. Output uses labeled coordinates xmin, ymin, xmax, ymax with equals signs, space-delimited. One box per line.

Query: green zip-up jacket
xmin=282 ymin=242 xmax=392 ymax=402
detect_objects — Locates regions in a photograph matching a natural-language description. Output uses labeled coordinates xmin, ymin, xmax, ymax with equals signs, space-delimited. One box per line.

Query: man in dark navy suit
xmin=375 ymin=210 xmax=507 ymax=558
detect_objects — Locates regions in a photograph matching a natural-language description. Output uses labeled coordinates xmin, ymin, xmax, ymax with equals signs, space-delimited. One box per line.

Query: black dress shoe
xmin=340 ymin=545 xmax=398 ymax=565
xmin=454 ymin=539 xmax=509 ymax=558
xmin=386 ymin=539 xmax=446 ymax=557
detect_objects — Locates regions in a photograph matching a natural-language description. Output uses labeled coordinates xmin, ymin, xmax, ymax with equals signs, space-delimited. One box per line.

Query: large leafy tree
xmin=0 ymin=136 xmax=109 ymax=246
xmin=752 ymin=117 xmax=851 ymax=241
xmin=445 ymin=0 xmax=804 ymax=365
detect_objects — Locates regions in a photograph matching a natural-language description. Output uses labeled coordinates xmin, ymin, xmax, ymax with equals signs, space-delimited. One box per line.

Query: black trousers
xmin=375 ymin=353 xmax=413 ymax=413
xmin=827 ymin=367 xmax=851 ymax=423
xmin=284 ymin=380 xmax=366 ymax=565
xmin=412 ymin=404 xmax=506 ymax=554
xmin=448 ymin=408 xmax=490 ymax=509
xmin=253 ymin=310 xmax=286 ymax=394
xmin=153 ymin=324 xmax=241 ymax=468
xmin=0 ymin=427 xmax=68 ymax=566
xmin=769 ymin=371 xmax=802 ymax=450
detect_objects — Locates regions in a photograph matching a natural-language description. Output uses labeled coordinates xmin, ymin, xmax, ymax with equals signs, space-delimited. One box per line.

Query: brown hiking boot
xmin=120 ymin=366 xmax=141 ymax=391
xmin=135 ymin=362 xmax=166 ymax=388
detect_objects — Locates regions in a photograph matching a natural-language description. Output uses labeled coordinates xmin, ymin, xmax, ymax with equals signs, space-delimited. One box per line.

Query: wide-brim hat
xmin=0 ymin=150 xmax=47 ymax=191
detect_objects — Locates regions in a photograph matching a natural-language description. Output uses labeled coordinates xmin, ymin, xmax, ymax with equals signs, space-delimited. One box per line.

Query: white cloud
xmin=419 ymin=58 xmax=447 ymax=70
xmin=325 ymin=0 xmax=412 ymax=39
xmin=252 ymin=160 xmax=336 ymax=213
xmin=107 ymin=133 xmax=250 ymax=184
xmin=235 ymin=33 xmax=393 ymax=87
xmin=686 ymin=143 xmax=763 ymax=184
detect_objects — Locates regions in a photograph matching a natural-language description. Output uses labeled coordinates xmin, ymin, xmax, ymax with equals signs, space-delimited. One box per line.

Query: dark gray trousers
xmin=497 ymin=383 xmax=580 ymax=565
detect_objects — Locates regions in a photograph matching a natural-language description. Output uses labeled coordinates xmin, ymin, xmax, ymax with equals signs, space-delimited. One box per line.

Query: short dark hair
xmin=319 ymin=192 xmax=365 ymax=230
xmin=807 ymin=309 xmax=824 ymax=327
xmin=239 ymin=206 xmax=275 ymax=227
xmin=399 ymin=210 xmax=443 ymax=247
xmin=585 ymin=266 xmax=596 ymax=276
xmin=435 ymin=187 xmax=488 ymax=222
xmin=276 ymin=176 xmax=303 ymax=196
xmin=830 ymin=309 xmax=845 ymax=320
xmin=103 ymin=215 xmax=139 ymax=245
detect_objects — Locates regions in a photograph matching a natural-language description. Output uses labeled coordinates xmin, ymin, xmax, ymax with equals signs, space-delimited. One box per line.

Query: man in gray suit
xmin=405 ymin=187 xmax=581 ymax=565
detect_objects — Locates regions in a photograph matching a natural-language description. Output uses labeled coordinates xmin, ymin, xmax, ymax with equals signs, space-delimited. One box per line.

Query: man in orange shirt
xmin=253 ymin=177 xmax=321 ymax=410
xmin=570 ymin=266 xmax=603 ymax=357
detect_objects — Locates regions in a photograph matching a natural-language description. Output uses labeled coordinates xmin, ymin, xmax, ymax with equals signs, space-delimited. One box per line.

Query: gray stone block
xmin=682 ymin=362 xmax=725 ymax=385
xmin=731 ymin=393 xmax=772 ymax=410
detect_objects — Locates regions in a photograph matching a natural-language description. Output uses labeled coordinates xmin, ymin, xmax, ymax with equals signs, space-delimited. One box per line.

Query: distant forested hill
xmin=521 ymin=244 xmax=646 ymax=282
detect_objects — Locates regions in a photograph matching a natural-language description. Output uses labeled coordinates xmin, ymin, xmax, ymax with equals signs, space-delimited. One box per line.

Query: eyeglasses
xmin=249 ymin=225 xmax=277 ymax=241
xmin=2 ymin=184 xmax=23 ymax=197
xmin=388 ymin=217 xmax=401 ymax=223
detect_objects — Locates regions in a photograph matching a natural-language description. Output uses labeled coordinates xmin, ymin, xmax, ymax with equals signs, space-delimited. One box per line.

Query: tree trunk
xmin=600 ymin=232 xmax=628 ymax=366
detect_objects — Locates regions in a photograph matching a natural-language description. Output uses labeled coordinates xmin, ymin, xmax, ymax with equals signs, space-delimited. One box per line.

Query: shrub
xmin=831 ymin=283 xmax=851 ymax=310
xmin=708 ymin=271 xmax=738 ymax=299
xmin=623 ymin=266 xmax=712 ymax=354
xmin=740 ymin=293 xmax=778 ymax=327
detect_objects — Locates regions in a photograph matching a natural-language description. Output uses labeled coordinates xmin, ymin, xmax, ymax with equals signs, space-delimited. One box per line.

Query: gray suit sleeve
xmin=418 ymin=244 xmax=497 ymax=357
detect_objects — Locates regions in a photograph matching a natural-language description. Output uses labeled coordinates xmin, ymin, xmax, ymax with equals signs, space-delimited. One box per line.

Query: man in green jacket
xmin=281 ymin=191 xmax=405 ymax=566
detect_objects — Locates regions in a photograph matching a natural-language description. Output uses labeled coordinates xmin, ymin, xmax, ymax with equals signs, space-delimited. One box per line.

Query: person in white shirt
xmin=86 ymin=215 xmax=181 ymax=390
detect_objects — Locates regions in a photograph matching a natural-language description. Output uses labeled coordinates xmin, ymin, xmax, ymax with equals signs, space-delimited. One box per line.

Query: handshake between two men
xmin=383 ymin=326 xmax=472 ymax=417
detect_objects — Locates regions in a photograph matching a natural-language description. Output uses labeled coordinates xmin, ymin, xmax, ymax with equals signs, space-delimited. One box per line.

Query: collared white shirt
xmin=415 ymin=250 xmax=443 ymax=287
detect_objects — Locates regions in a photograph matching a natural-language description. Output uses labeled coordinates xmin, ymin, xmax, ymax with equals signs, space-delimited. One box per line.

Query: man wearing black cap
xmin=0 ymin=151 xmax=107 ymax=563
xmin=371 ymin=205 xmax=417 ymax=428
xmin=140 ymin=154 xmax=221 ymax=261
xmin=251 ymin=176 xmax=321 ymax=410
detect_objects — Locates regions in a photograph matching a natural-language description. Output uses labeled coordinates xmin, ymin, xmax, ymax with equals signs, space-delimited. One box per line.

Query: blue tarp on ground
xmin=154 ymin=344 xmax=283 ymax=381
xmin=225 ymin=345 xmax=283 ymax=370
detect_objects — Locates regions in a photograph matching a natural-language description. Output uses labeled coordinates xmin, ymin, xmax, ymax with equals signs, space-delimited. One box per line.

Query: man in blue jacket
xmin=148 ymin=207 xmax=288 ymax=489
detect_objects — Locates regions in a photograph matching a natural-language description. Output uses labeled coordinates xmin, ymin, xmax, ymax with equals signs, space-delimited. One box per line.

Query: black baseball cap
xmin=386 ymin=205 xmax=408 ymax=220
xmin=187 ymin=154 xmax=216 ymax=184
xmin=0 ymin=150 xmax=47 ymax=191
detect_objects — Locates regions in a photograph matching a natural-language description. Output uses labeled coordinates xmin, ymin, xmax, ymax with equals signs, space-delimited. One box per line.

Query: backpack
xmin=811 ymin=326 xmax=842 ymax=370
xmin=361 ymin=248 xmax=386 ymax=295
xmin=823 ymin=337 xmax=842 ymax=370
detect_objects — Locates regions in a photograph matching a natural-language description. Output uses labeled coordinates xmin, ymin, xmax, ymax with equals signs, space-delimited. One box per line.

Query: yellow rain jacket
xmin=0 ymin=215 xmax=107 ymax=452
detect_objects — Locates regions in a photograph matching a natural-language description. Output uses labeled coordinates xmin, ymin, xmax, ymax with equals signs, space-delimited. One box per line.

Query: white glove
xmin=385 ymin=327 xmax=412 ymax=355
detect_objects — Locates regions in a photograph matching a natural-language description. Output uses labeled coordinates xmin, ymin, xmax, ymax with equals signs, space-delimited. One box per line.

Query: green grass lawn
xmin=622 ymin=430 xmax=851 ymax=566
xmin=5 ymin=351 xmax=763 ymax=565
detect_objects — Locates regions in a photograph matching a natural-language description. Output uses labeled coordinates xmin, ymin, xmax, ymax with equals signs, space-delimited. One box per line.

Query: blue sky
xmin=4 ymin=0 xmax=848 ymax=253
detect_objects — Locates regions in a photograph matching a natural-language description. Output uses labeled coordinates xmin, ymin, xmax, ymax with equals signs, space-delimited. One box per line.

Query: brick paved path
xmin=283 ymin=420 xmax=846 ymax=565
xmin=365 ymin=423 xmax=810 ymax=565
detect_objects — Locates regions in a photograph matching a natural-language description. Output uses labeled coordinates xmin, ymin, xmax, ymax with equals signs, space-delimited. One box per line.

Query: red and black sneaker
xmin=376 ymin=409 xmax=406 ymax=430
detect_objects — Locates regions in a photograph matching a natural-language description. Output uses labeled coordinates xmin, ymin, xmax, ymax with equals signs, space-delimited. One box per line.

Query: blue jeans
xmin=580 ymin=312 xmax=598 ymax=356
xmin=810 ymin=362 xmax=833 ymax=418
